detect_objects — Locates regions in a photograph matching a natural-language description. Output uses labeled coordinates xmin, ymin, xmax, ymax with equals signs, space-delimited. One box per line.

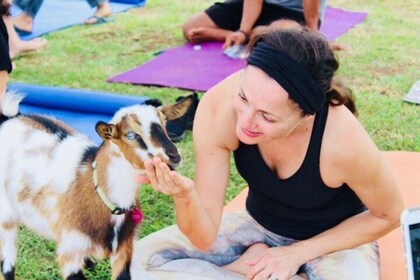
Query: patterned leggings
xmin=131 ymin=210 xmax=380 ymax=280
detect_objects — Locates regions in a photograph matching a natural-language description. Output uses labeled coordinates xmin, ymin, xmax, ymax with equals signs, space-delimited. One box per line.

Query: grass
xmin=5 ymin=0 xmax=420 ymax=279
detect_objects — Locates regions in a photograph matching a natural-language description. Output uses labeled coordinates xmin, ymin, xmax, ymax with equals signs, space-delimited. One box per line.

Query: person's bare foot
xmin=4 ymin=14 xmax=47 ymax=58
xmin=186 ymin=27 xmax=230 ymax=43
xmin=84 ymin=2 xmax=112 ymax=24
xmin=10 ymin=37 xmax=48 ymax=59
xmin=223 ymin=243 xmax=269 ymax=276
xmin=12 ymin=12 xmax=34 ymax=34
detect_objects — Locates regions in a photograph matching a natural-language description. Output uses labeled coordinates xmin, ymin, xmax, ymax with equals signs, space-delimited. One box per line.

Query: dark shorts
xmin=205 ymin=0 xmax=306 ymax=31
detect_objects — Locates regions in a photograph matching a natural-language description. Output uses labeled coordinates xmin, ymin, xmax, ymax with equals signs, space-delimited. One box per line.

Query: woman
xmin=1 ymin=0 xmax=12 ymax=98
xmin=131 ymin=29 xmax=404 ymax=280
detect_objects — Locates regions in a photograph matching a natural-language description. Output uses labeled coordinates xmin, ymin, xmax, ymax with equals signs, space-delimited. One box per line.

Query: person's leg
xmin=3 ymin=14 xmax=47 ymax=59
xmin=183 ymin=0 xmax=243 ymax=43
xmin=85 ymin=0 xmax=112 ymax=24
xmin=131 ymin=210 xmax=267 ymax=279
xmin=222 ymin=242 xmax=269 ymax=275
xmin=304 ymin=242 xmax=380 ymax=280
xmin=250 ymin=3 xmax=304 ymax=39
xmin=12 ymin=0 xmax=44 ymax=33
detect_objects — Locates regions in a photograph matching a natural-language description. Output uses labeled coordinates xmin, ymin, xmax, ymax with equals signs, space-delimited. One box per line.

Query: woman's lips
xmin=243 ymin=128 xmax=262 ymax=138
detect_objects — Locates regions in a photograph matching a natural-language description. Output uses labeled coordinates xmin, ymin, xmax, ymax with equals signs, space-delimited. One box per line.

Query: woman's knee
xmin=305 ymin=243 xmax=379 ymax=280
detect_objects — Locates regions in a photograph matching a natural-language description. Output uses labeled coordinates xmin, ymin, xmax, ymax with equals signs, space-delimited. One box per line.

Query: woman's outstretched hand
xmin=140 ymin=157 xmax=195 ymax=201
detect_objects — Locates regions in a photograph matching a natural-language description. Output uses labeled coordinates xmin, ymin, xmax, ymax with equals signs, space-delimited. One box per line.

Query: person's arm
xmin=247 ymin=107 xmax=404 ymax=279
xmin=302 ymin=0 xmax=320 ymax=31
xmin=144 ymin=72 xmax=242 ymax=250
xmin=224 ymin=0 xmax=264 ymax=48
xmin=0 ymin=70 xmax=8 ymax=98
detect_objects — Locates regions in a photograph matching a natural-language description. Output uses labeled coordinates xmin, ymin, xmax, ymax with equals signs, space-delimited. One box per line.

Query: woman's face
xmin=233 ymin=66 xmax=305 ymax=145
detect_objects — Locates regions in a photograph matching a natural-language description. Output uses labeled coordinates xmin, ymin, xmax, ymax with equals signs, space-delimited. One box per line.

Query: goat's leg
xmin=0 ymin=199 xmax=19 ymax=280
xmin=84 ymin=257 xmax=97 ymax=271
xmin=57 ymin=252 xmax=87 ymax=280
xmin=110 ymin=238 xmax=134 ymax=280
xmin=57 ymin=234 xmax=90 ymax=280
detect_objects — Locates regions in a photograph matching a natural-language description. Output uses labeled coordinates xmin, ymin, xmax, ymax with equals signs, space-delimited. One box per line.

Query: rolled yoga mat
xmin=8 ymin=83 xmax=151 ymax=143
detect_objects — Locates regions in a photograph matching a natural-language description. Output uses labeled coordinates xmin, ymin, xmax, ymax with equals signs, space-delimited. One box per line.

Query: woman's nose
xmin=240 ymin=109 xmax=256 ymax=127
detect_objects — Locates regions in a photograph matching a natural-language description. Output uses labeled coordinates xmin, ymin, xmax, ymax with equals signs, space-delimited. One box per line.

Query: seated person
xmin=130 ymin=28 xmax=404 ymax=279
xmin=183 ymin=0 xmax=327 ymax=49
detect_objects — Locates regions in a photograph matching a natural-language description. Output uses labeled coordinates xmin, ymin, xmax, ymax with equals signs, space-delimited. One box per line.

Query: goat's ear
xmin=95 ymin=121 xmax=118 ymax=140
xmin=160 ymin=104 xmax=178 ymax=121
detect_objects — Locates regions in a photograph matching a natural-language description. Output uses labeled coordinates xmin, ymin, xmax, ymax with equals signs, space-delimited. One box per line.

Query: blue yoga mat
xmin=12 ymin=0 xmax=146 ymax=40
xmin=8 ymin=83 xmax=151 ymax=143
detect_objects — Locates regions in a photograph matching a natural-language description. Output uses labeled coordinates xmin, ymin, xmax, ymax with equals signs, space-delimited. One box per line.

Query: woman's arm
xmin=145 ymin=72 xmax=242 ymax=250
xmin=293 ymin=147 xmax=403 ymax=262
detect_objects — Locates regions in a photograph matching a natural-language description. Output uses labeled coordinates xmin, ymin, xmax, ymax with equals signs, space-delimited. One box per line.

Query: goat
xmin=0 ymin=92 xmax=181 ymax=280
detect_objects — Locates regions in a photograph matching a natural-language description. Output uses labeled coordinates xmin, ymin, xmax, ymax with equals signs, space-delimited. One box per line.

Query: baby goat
xmin=0 ymin=92 xmax=181 ymax=280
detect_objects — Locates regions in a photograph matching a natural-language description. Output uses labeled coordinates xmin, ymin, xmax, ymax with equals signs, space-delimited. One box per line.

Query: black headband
xmin=247 ymin=42 xmax=325 ymax=115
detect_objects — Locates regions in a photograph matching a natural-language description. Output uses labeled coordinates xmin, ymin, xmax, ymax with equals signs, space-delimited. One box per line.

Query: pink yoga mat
xmin=108 ymin=6 xmax=368 ymax=92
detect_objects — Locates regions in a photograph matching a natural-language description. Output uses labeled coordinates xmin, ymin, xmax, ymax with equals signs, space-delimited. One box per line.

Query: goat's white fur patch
xmin=57 ymin=231 xmax=93 ymax=256
xmin=107 ymin=156 xmax=139 ymax=209
xmin=19 ymin=203 xmax=55 ymax=238
xmin=0 ymin=229 xmax=18 ymax=273
xmin=0 ymin=91 xmax=24 ymax=117
xmin=60 ymin=254 xmax=86 ymax=278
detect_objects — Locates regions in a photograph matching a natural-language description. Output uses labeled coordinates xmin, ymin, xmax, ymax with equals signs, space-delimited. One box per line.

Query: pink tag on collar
xmin=131 ymin=208 xmax=143 ymax=225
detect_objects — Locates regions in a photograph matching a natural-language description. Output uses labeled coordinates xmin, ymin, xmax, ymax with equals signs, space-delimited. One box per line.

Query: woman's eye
xmin=238 ymin=92 xmax=246 ymax=101
xmin=126 ymin=132 xmax=137 ymax=140
xmin=262 ymin=114 xmax=275 ymax=123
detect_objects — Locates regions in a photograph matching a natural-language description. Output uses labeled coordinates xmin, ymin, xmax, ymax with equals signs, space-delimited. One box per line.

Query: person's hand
xmin=142 ymin=157 xmax=195 ymax=201
xmin=223 ymin=30 xmax=248 ymax=49
xmin=137 ymin=173 xmax=150 ymax=184
xmin=246 ymin=246 xmax=302 ymax=280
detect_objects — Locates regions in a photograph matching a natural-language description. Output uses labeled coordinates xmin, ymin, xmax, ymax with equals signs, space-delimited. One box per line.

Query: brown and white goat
xmin=0 ymin=92 xmax=181 ymax=280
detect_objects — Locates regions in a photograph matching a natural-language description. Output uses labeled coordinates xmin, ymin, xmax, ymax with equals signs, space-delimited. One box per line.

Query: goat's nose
xmin=168 ymin=150 xmax=181 ymax=165
xmin=164 ymin=144 xmax=181 ymax=164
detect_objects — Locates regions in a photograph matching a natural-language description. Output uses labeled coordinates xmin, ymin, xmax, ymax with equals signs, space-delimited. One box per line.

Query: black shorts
xmin=205 ymin=0 xmax=306 ymax=31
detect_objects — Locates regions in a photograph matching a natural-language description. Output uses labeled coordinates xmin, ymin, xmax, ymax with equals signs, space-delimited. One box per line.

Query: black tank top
xmin=233 ymin=104 xmax=366 ymax=240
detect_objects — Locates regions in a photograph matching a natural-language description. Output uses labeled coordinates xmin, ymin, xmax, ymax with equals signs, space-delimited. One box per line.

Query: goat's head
xmin=95 ymin=105 xmax=181 ymax=170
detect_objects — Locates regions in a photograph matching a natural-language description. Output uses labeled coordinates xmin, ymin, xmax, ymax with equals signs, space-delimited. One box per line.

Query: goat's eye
xmin=126 ymin=131 xmax=137 ymax=140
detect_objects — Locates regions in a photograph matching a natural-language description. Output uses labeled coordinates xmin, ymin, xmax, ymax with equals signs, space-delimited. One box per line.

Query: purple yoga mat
xmin=109 ymin=42 xmax=246 ymax=92
xmin=108 ymin=6 xmax=367 ymax=92
xmin=320 ymin=6 xmax=368 ymax=40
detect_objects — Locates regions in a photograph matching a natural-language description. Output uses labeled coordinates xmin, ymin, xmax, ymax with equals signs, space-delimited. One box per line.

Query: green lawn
xmin=7 ymin=0 xmax=420 ymax=279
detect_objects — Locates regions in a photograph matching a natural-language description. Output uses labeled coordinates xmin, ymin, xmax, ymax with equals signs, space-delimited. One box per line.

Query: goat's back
xmin=0 ymin=113 xmax=97 ymax=237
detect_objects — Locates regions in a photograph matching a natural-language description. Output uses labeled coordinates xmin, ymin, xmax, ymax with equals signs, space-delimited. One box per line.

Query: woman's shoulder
xmin=320 ymin=105 xmax=383 ymax=187
xmin=323 ymin=105 xmax=380 ymax=167
xmin=193 ymin=71 xmax=242 ymax=150
xmin=202 ymin=70 xmax=243 ymax=103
